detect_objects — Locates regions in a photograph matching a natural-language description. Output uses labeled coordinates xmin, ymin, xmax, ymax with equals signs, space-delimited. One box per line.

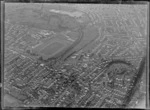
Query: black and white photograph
xmin=2 ymin=1 xmax=149 ymax=109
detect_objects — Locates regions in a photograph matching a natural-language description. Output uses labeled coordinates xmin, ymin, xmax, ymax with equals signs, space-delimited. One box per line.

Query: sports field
xmin=40 ymin=42 xmax=64 ymax=56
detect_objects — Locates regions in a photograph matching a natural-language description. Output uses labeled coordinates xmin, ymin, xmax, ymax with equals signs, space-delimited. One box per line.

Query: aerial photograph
xmin=3 ymin=3 xmax=149 ymax=109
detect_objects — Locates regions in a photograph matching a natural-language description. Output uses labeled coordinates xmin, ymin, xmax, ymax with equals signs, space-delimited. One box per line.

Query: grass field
xmin=40 ymin=42 xmax=64 ymax=56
